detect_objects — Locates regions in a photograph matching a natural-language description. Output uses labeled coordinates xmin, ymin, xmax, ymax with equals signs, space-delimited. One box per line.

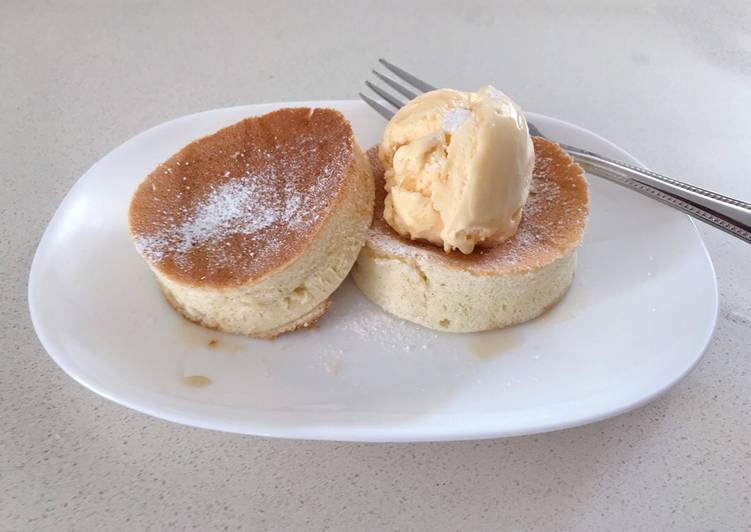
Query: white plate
xmin=29 ymin=101 xmax=718 ymax=442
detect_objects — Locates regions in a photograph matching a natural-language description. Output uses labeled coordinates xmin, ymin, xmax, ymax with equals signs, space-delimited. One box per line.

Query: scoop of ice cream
xmin=379 ymin=85 xmax=535 ymax=254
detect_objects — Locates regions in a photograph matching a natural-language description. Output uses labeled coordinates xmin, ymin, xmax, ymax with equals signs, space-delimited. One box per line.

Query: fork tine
xmin=372 ymin=70 xmax=418 ymax=100
xmin=365 ymin=81 xmax=406 ymax=110
xmin=378 ymin=59 xmax=436 ymax=93
xmin=367 ymin=58 xmax=545 ymax=138
xmin=359 ymin=92 xmax=395 ymax=120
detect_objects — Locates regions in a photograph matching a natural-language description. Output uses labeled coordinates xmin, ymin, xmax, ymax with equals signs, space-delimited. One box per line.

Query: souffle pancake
xmin=129 ymin=108 xmax=374 ymax=338
xmin=352 ymin=137 xmax=589 ymax=332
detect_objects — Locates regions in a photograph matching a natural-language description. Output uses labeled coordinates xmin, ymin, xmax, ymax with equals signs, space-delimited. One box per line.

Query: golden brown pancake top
xmin=366 ymin=136 xmax=590 ymax=275
xmin=129 ymin=108 xmax=354 ymax=286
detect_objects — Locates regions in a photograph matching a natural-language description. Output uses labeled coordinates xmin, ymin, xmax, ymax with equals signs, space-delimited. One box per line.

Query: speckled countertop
xmin=2 ymin=1 xmax=750 ymax=530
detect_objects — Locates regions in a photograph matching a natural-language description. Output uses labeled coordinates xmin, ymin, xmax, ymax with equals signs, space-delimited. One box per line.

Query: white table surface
xmin=3 ymin=1 xmax=750 ymax=530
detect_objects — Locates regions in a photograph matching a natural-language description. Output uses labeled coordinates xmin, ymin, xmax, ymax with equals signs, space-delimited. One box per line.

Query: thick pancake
xmin=128 ymin=107 xmax=374 ymax=338
xmin=129 ymin=107 xmax=355 ymax=287
xmin=366 ymin=136 xmax=589 ymax=275
xmin=352 ymin=136 xmax=589 ymax=332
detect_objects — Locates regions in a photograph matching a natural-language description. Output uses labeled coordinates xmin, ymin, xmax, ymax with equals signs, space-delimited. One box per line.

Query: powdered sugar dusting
xmin=131 ymin=110 xmax=353 ymax=282
xmin=334 ymin=293 xmax=439 ymax=352
xmin=135 ymin=176 xmax=281 ymax=261
xmin=485 ymin=85 xmax=507 ymax=102
xmin=442 ymin=107 xmax=472 ymax=134
xmin=139 ymin=151 xmax=343 ymax=264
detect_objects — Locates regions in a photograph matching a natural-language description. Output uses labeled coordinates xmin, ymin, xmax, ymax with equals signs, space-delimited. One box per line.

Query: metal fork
xmin=360 ymin=59 xmax=751 ymax=245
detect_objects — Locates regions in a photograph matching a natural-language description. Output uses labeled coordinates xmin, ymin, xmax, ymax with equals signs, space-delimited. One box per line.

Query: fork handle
xmin=561 ymin=144 xmax=751 ymax=245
